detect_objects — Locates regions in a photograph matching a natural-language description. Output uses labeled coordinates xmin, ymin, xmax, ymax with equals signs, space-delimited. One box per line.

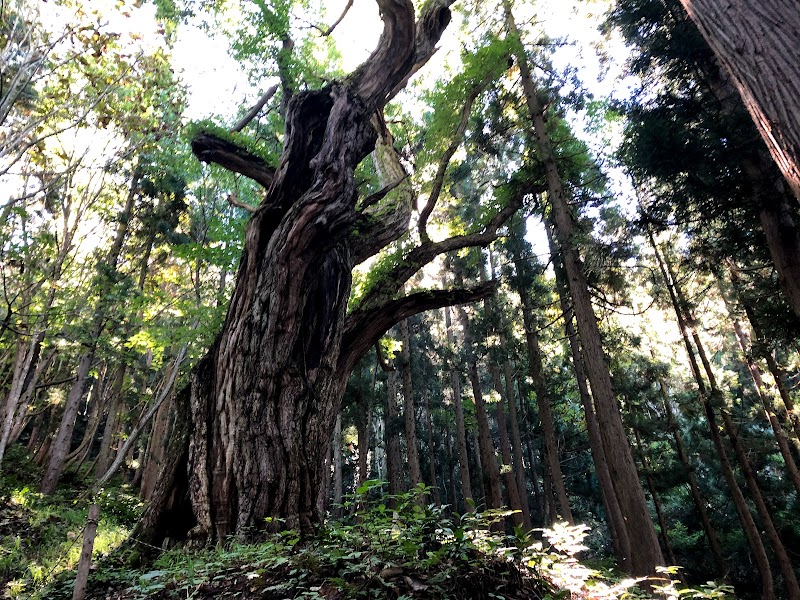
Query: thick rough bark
xmin=677 ymin=0 xmax=800 ymax=200
xmin=758 ymin=194 xmax=800 ymax=317
xmin=133 ymin=0 xmax=527 ymax=547
xmin=132 ymin=0 xmax=444 ymax=544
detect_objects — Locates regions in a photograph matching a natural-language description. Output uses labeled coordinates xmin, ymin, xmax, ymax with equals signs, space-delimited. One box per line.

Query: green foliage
xmin=0 ymin=449 xmax=134 ymax=598
xmin=31 ymin=481 xmax=734 ymax=599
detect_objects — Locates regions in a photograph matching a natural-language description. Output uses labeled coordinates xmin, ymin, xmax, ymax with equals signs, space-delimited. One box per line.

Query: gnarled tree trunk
xmin=132 ymin=0 xmax=521 ymax=547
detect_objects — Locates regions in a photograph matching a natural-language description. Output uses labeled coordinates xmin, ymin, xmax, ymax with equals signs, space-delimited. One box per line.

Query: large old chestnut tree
xmin=134 ymin=0 xmax=520 ymax=546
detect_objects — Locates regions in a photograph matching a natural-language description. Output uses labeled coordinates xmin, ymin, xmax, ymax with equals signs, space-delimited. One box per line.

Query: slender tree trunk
xmin=458 ymin=306 xmax=502 ymax=512
xmin=504 ymin=0 xmax=662 ymax=573
xmin=92 ymin=345 xmax=188 ymax=492
xmin=9 ymin=349 xmax=56 ymax=446
xmin=728 ymin=312 xmax=800 ymax=495
xmin=503 ymin=359 xmax=531 ymax=530
xmin=676 ymin=0 xmax=800 ymax=201
xmin=563 ymin=298 xmax=632 ymax=570
xmin=356 ymin=373 xmax=374 ymax=490
xmin=386 ymin=369 xmax=403 ymax=499
xmin=519 ymin=296 xmax=573 ymax=525
xmin=666 ymin=246 xmax=800 ymax=599
xmin=541 ymin=465 xmax=555 ymax=525
xmin=649 ymin=231 xmax=774 ymax=598
xmin=332 ymin=412 xmax=343 ymax=515
xmin=94 ymin=365 xmax=126 ymax=478
xmin=64 ymin=373 xmax=106 ymax=471
xmin=41 ymin=175 xmax=139 ymax=494
xmin=517 ymin=378 xmax=543 ymax=521
xmin=422 ymin=392 xmax=441 ymax=506
xmin=72 ymin=504 xmax=100 ymax=600
xmin=140 ymin=393 xmax=173 ymax=501
xmin=546 ymin=224 xmax=633 ymax=567
xmin=41 ymin=353 xmax=93 ymax=493
xmin=659 ymin=379 xmax=726 ymax=575
xmin=491 ymin=364 xmax=525 ymax=528
xmin=400 ymin=318 xmax=423 ymax=492
xmin=731 ymin=272 xmax=800 ymax=450
xmin=446 ymin=429 xmax=458 ymax=511
xmin=633 ymin=427 xmax=678 ymax=567
xmin=445 ymin=305 xmax=473 ymax=509
xmin=764 ymin=352 xmax=800 ymax=449
xmin=0 ymin=330 xmax=44 ymax=468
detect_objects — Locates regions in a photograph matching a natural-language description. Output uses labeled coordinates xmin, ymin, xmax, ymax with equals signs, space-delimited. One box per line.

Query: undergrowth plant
xmin=34 ymin=480 xmax=733 ymax=599
xmin=0 ymin=447 xmax=139 ymax=599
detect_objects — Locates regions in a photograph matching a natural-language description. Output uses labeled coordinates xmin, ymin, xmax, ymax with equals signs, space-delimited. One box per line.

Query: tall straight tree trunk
xmin=445 ymin=305 xmax=473 ymax=510
xmin=730 ymin=265 xmax=800 ymax=450
xmin=727 ymin=310 xmax=800 ymax=495
xmin=649 ymin=230 xmax=774 ymax=598
xmin=659 ymin=379 xmax=726 ymax=575
xmin=491 ymin=364 xmax=525 ymax=528
xmin=140 ymin=393 xmax=173 ymax=501
xmin=41 ymin=174 xmax=139 ymax=494
xmin=676 ymin=0 xmax=800 ymax=200
xmin=503 ymin=359 xmax=532 ymax=529
xmin=400 ymin=318 xmax=423 ymax=492
xmin=332 ymin=412 xmax=343 ymax=515
xmin=386 ymin=369 xmax=403 ymax=500
xmin=663 ymin=244 xmax=800 ymax=599
xmin=422 ymin=392 xmax=441 ymax=506
xmin=633 ymin=427 xmax=678 ymax=567
xmin=356 ymin=373 xmax=374 ymax=491
xmin=517 ymin=378 xmax=543 ymax=521
xmin=64 ymin=376 xmax=105 ymax=472
xmin=693 ymin=328 xmax=799 ymax=599
xmin=560 ymin=290 xmax=632 ymax=569
xmin=458 ymin=305 xmax=502 ymax=512
xmin=503 ymin=1 xmax=663 ymax=574
xmin=764 ymin=352 xmax=800 ymax=449
xmin=94 ymin=365 xmax=126 ymax=478
xmin=518 ymin=295 xmax=573 ymax=525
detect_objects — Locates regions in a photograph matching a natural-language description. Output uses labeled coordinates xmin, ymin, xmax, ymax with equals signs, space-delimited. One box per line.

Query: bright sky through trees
xmin=171 ymin=0 xmax=631 ymax=123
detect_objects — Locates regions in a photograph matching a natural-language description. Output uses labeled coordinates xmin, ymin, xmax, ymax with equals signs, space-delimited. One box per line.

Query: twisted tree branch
xmin=341 ymin=281 xmax=497 ymax=372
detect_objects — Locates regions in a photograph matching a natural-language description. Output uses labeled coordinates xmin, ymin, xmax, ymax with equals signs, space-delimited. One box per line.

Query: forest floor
xmin=1 ymin=446 xmax=730 ymax=600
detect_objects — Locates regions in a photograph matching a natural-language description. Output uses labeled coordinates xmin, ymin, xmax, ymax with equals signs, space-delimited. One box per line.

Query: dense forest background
xmin=1 ymin=0 xmax=799 ymax=597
